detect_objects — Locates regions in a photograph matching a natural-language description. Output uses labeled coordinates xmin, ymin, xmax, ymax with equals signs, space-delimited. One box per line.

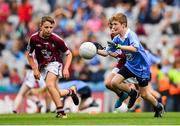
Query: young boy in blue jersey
xmin=107 ymin=13 xmax=164 ymax=117
xmin=59 ymin=80 xmax=99 ymax=111
xmin=95 ymin=23 xmax=132 ymax=109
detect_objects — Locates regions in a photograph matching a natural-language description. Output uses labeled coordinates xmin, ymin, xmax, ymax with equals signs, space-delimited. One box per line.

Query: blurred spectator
xmin=0 ymin=63 xmax=9 ymax=78
xmin=157 ymin=35 xmax=173 ymax=62
xmin=79 ymin=63 xmax=92 ymax=82
xmin=10 ymin=68 xmax=21 ymax=86
xmin=47 ymin=0 xmax=56 ymax=12
xmin=149 ymin=1 xmax=163 ymax=24
xmin=88 ymin=56 xmax=105 ymax=83
xmin=0 ymin=33 xmax=8 ymax=56
xmin=73 ymin=4 xmax=87 ymax=32
xmin=135 ymin=22 xmax=147 ymax=36
xmin=170 ymin=12 xmax=180 ymax=35
xmin=86 ymin=13 xmax=103 ymax=32
xmin=159 ymin=6 xmax=174 ymax=35
xmin=70 ymin=56 xmax=92 ymax=82
xmin=173 ymin=37 xmax=180 ymax=62
xmin=137 ymin=0 xmax=151 ymax=24
xmin=0 ymin=63 xmax=10 ymax=85
xmin=7 ymin=1 xmax=19 ymax=28
xmin=0 ymin=0 xmax=10 ymax=24
xmin=26 ymin=19 xmax=39 ymax=38
xmin=17 ymin=0 xmax=32 ymax=25
xmin=9 ymin=1 xmax=18 ymax=15
xmin=173 ymin=0 xmax=180 ymax=7
xmin=168 ymin=56 xmax=180 ymax=111
xmin=11 ymin=38 xmax=26 ymax=61
xmin=30 ymin=0 xmax=50 ymax=17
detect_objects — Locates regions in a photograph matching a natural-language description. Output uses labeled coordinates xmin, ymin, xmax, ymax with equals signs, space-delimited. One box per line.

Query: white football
xmin=79 ymin=42 xmax=97 ymax=59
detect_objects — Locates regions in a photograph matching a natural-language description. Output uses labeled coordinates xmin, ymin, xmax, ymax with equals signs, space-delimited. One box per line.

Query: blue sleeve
xmin=147 ymin=51 xmax=161 ymax=65
xmin=128 ymin=32 xmax=140 ymax=49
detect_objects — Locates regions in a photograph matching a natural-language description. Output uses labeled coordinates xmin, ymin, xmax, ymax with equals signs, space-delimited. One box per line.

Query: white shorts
xmin=24 ymin=70 xmax=46 ymax=88
xmin=111 ymin=67 xmax=119 ymax=74
xmin=124 ymin=77 xmax=138 ymax=84
xmin=41 ymin=61 xmax=63 ymax=80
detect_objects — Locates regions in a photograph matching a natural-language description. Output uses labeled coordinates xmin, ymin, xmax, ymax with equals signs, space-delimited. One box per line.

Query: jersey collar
xmin=117 ymin=28 xmax=130 ymax=42
xmin=124 ymin=28 xmax=130 ymax=39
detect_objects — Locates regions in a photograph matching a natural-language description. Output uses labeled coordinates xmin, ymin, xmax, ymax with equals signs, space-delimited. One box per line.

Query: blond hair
xmin=109 ymin=13 xmax=127 ymax=27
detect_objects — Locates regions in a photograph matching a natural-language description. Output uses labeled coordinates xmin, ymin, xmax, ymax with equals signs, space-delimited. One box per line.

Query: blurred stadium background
xmin=0 ymin=0 xmax=180 ymax=114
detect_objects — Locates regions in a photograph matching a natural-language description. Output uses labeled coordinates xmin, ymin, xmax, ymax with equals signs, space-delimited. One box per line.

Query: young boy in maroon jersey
xmin=26 ymin=16 xmax=78 ymax=118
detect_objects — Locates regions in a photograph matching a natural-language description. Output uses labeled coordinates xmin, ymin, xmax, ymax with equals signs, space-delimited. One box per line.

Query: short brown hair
xmin=109 ymin=13 xmax=127 ymax=27
xmin=40 ymin=16 xmax=55 ymax=26
xmin=108 ymin=18 xmax=113 ymax=29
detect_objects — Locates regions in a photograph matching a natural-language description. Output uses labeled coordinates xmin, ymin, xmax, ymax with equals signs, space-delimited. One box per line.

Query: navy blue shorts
xmin=78 ymin=86 xmax=91 ymax=99
xmin=118 ymin=66 xmax=150 ymax=87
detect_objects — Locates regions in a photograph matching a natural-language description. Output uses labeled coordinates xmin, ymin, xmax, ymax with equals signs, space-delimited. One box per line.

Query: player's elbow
xmin=67 ymin=51 xmax=73 ymax=58
xmin=66 ymin=50 xmax=72 ymax=56
xmin=25 ymin=51 xmax=32 ymax=58
xmin=130 ymin=46 xmax=137 ymax=52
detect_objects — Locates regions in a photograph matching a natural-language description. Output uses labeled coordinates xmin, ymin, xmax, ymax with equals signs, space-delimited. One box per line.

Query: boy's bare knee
xmin=140 ymin=90 xmax=148 ymax=98
xmin=105 ymin=84 xmax=112 ymax=89
xmin=111 ymin=79 xmax=118 ymax=88
xmin=46 ymin=83 xmax=55 ymax=89
xmin=104 ymin=81 xmax=112 ymax=89
xmin=104 ymin=80 xmax=109 ymax=86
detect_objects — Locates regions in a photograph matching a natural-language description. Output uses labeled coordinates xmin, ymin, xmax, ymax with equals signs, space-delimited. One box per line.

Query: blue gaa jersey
xmin=145 ymin=50 xmax=161 ymax=66
xmin=58 ymin=80 xmax=87 ymax=91
xmin=109 ymin=28 xmax=151 ymax=79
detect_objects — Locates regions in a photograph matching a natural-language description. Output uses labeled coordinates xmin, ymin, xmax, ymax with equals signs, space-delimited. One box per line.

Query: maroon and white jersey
xmin=116 ymin=52 xmax=126 ymax=69
xmin=109 ymin=33 xmax=126 ymax=69
xmin=27 ymin=32 xmax=69 ymax=69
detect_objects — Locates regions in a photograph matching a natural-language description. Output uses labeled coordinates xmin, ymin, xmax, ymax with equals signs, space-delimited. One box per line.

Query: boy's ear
xmin=39 ymin=24 xmax=42 ymax=30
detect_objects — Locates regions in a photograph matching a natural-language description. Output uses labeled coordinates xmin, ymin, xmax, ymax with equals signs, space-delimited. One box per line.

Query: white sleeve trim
xmin=65 ymin=50 xmax=70 ymax=55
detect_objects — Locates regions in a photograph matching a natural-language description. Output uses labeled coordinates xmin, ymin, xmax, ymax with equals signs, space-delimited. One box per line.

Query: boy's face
xmin=111 ymin=20 xmax=124 ymax=35
xmin=109 ymin=24 xmax=116 ymax=39
xmin=40 ymin=21 xmax=54 ymax=38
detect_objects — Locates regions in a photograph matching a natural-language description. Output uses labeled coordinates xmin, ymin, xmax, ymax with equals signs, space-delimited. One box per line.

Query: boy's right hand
xmin=93 ymin=42 xmax=104 ymax=50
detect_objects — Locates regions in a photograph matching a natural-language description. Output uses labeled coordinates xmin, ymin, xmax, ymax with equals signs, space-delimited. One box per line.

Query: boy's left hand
xmin=63 ymin=68 xmax=70 ymax=79
xmin=107 ymin=41 xmax=121 ymax=49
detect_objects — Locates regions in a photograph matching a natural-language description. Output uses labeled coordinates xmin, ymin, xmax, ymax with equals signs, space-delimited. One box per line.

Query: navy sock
xmin=157 ymin=97 xmax=162 ymax=103
xmin=56 ymin=107 xmax=64 ymax=114
xmin=128 ymin=89 xmax=137 ymax=97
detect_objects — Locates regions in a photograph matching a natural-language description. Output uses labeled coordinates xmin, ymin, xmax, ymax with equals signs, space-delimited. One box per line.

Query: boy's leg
xmin=115 ymin=80 xmax=139 ymax=108
xmin=57 ymin=87 xmax=79 ymax=106
xmin=137 ymin=75 xmax=164 ymax=117
xmin=104 ymin=72 xmax=115 ymax=90
xmin=69 ymin=86 xmax=79 ymax=105
xmin=111 ymin=74 xmax=139 ymax=109
xmin=114 ymin=92 xmax=128 ymax=108
xmin=13 ymin=84 xmax=31 ymax=113
xmin=104 ymin=71 xmax=129 ymax=108
xmin=44 ymin=91 xmax=52 ymax=113
xmin=139 ymin=86 xmax=164 ymax=117
xmin=46 ymin=72 xmax=66 ymax=118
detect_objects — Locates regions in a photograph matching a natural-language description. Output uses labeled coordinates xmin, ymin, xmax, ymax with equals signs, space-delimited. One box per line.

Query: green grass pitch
xmin=0 ymin=112 xmax=179 ymax=125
